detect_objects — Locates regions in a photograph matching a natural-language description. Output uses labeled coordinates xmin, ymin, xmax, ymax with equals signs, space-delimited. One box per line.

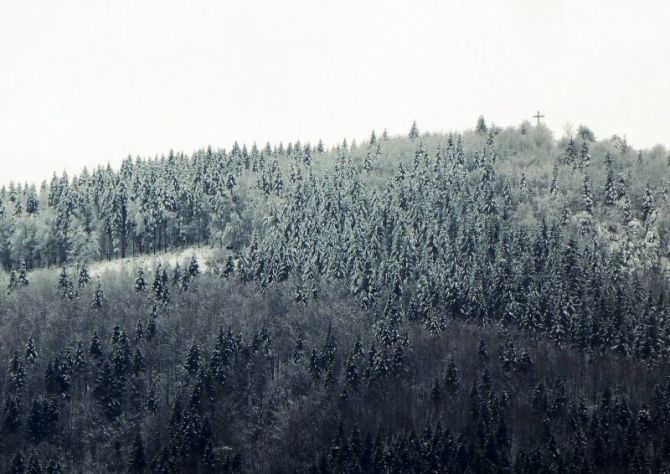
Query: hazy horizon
xmin=1 ymin=0 xmax=669 ymax=187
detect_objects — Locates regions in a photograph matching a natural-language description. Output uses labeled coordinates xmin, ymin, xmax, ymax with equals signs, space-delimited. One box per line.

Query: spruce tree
xmin=58 ymin=268 xmax=75 ymax=300
xmin=92 ymin=279 xmax=104 ymax=309
xmin=582 ymin=175 xmax=594 ymax=214
xmin=46 ymin=458 xmax=62 ymax=474
xmin=24 ymin=337 xmax=38 ymax=366
xmin=642 ymin=185 xmax=655 ymax=222
xmin=152 ymin=264 xmax=163 ymax=299
xmin=444 ymin=359 xmax=461 ymax=394
xmin=89 ymin=332 xmax=103 ymax=361
xmin=18 ymin=261 xmax=29 ymax=287
xmin=7 ymin=267 xmax=18 ymax=291
xmin=223 ymin=255 xmax=235 ymax=278
xmin=408 ymin=121 xmax=419 ymax=141
xmin=77 ymin=264 xmax=90 ymax=288
xmin=132 ymin=348 xmax=145 ymax=375
xmin=134 ymin=268 xmax=146 ymax=292
xmin=604 ymin=165 xmax=616 ymax=206
xmin=128 ymin=432 xmax=147 ymax=473
xmin=10 ymin=452 xmax=25 ymax=474
xmin=2 ymin=396 xmax=21 ymax=433
xmin=27 ymin=451 xmax=42 ymax=474
xmin=9 ymin=349 xmax=26 ymax=394
xmin=476 ymin=116 xmax=488 ymax=135
xmin=184 ymin=343 xmax=201 ymax=376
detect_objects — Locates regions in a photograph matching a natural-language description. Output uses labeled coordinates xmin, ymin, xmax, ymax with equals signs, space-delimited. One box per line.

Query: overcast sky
xmin=1 ymin=0 xmax=668 ymax=186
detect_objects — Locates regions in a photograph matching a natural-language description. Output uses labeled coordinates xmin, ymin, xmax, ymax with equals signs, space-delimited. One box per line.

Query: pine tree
xmin=27 ymin=451 xmax=42 ymax=474
xmin=145 ymin=316 xmax=157 ymax=342
xmin=9 ymin=349 xmax=26 ymax=394
xmin=188 ymin=255 xmax=200 ymax=277
xmin=10 ymin=452 xmax=25 ymax=474
xmin=112 ymin=329 xmax=131 ymax=377
xmin=146 ymin=383 xmax=157 ymax=414
xmin=476 ymin=116 xmax=488 ymax=135
xmin=58 ymin=268 xmax=75 ymax=300
xmin=604 ymin=165 xmax=616 ymax=206
xmin=134 ymin=268 xmax=146 ymax=292
xmin=642 ymin=185 xmax=655 ymax=222
xmin=73 ymin=342 xmax=87 ymax=374
xmin=408 ymin=121 xmax=419 ymax=141
xmin=128 ymin=432 xmax=147 ymax=473
xmin=93 ymin=361 xmax=122 ymax=420
xmin=478 ymin=340 xmax=489 ymax=365
xmin=7 ymin=267 xmax=18 ymax=291
xmin=160 ymin=269 xmax=170 ymax=303
xmin=430 ymin=379 xmax=442 ymax=406
xmin=444 ymin=359 xmax=461 ymax=394
xmin=223 ymin=255 xmax=235 ymax=278
xmin=185 ymin=343 xmax=201 ymax=376
xmin=134 ymin=321 xmax=144 ymax=343
xmin=46 ymin=458 xmax=63 ymax=474
xmin=2 ymin=396 xmax=21 ymax=433
xmin=345 ymin=351 xmax=360 ymax=391
xmin=77 ymin=264 xmax=90 ymax=288
xmin=92 ymin=279 xmax=104 ymax=309
xmin=18 ymin=261 xmax=29 ymax=287
xmin=132 ymin=348 xmax=145 ymax=375
xmin=89 ymin=332 xmax=103 ymax=361
xmin=620 ymin=195 xmax=633 ymax=225
xmin=152 ymin=264 xmax=163 ymax=299
xmin=25 ymin=337 xmax=38 ymax=366
xmin=582 ymin=175 xmax=594 ymax=215
xmin=564 ymin=139 xmax=578 ymax=167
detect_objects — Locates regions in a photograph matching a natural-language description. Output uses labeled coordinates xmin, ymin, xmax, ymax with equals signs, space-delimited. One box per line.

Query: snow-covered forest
xmin=1 ymin=119 xmax=670 ymax=472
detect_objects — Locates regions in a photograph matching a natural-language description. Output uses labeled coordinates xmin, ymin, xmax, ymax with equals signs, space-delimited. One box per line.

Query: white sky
xmin=1 ymin=0 xmax=669 ymax=186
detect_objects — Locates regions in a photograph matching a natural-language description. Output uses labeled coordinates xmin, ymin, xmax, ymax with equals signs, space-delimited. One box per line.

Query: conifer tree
xmin=223 ymin=255 xmax=235 ymax=278
xmin=152 ymin=264 xmax=163 ymax=299
xmin=579 ymin=142 xmax=591 ymax=168
xmin=7 ymin=267 xmax=18 ymax=291
xmin=92 ymin=279 xmax=104 ymax=309
xmin=10 ymin=452 xmax=25 ymax=474
xmin=18 ymin=261 xmax=29 ymax=287
xmin=160 ymin=269 xmax=170 ymax=303
xmin=444 ymin=359 xmax=461 ymax=394
xmin=25 ymin=337 xmax=38 ymax=366
xmin=582 ymin=175 xmax=594 ymax=215
xmin=134 ymin=268 xmax=146 ymax=292
xmin=604 ymin=165 xmax=616 ymax=206
xmin=642 ymin=185 xmax=655 ymax=222
xmin=27 ymin=451 xmax=41 ymax=474
xmin=58 ymin=268 xmax=75 ymax=300
xmin=89 ymin=332 xmax=103 ymax=361
xmin=476 ymin=116 xmax=488 ymax=135
xmin=2 ymin=396 xmax=21 ymax=433
xmin=408 ymin=121 xmax=419 ymax=141
xmin=74 ymin=342 xmax=87 ymax=374
xmin=132 ymin=348 xmax=145 ymax=375
xmin=9 ymin=349 xmax=26 ymax=394
xmin=46 ymin=458 xmax=62 ymax=474
xmin=128 ymin=432 xmax=147 ymax=473
xmin=185 ymin=343 xmax=201 ymax=376
xmin=345 ymin=351 xmax=360 ymax=392
xmin=77 ymin=264 xmax=90 ymax=288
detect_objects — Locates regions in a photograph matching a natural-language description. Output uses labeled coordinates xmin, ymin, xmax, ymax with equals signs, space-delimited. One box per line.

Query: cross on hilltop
xmin=533 ymin=110 xmax=545 ymax=126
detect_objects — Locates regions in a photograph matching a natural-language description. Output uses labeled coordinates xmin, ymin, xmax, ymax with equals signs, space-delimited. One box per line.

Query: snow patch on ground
xmin=88 ymin=247 xmax=217 ymax=277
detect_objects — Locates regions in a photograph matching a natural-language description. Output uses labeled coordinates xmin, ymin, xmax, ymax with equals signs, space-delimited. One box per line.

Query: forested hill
xmin=1 ymin=119 xmax=668 ymax=272
xmin=2 ymin=119 xmax=670 ymax=472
